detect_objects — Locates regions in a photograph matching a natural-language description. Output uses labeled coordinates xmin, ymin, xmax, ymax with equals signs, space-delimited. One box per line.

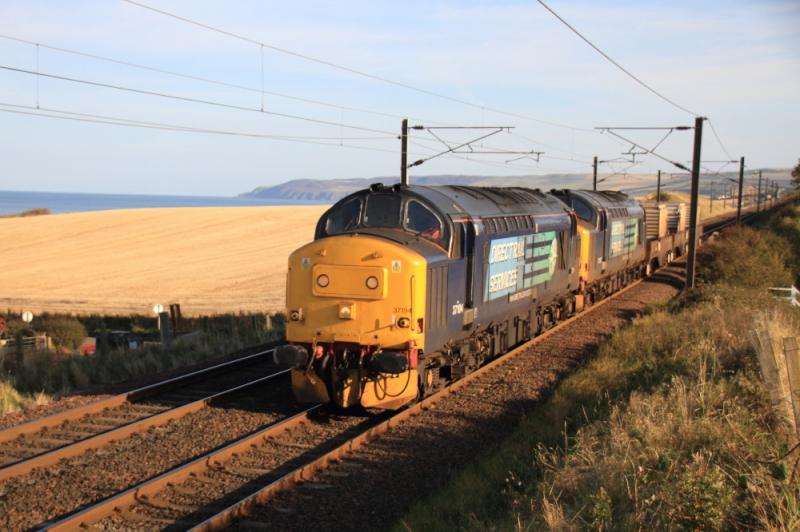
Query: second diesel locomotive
xmin=276 ymin=183 xmax=687 ymax=410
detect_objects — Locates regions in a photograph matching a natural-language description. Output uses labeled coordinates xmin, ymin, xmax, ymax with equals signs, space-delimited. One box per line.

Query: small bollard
xmin=159 ymin=312 xmax=173 ymax=346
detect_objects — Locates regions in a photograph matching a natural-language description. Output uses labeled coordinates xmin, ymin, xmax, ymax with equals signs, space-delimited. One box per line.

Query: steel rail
xmin=44 ymin=405 xmax=322 ymax=531
xmin=0 ymin=345 xmax=278 ymax=446
xmin=191 ymin=203 xmax=775 ymax=530
xmin=0 ymin=365 xmax=288 ymax=483
xmin=189 ymin=278 xmax=649 ymax=531
xmin=38 ymin=202 xmax=786 ymax=530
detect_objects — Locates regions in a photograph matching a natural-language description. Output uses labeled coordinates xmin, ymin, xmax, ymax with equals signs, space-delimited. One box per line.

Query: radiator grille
xmin=427 ymin=266 xmax=448 ymax=328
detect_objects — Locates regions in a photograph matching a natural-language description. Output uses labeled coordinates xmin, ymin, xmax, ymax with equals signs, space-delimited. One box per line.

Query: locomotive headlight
xmin=365 ymin=275 xmax=379 ymax=290
xmin=338 ymin=303 xmax=355 ymax=320
xmin=289 ymin=308 xmax=304 ymax=321
xmin=316 ymin=274 xmax=330 ymax=288
xmin=397 ymin=317 xmax=411 ymax=328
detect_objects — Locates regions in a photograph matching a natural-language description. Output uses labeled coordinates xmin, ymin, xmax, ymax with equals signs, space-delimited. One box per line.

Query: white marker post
xmin=152 ymin=304 xmax=164 ymax=330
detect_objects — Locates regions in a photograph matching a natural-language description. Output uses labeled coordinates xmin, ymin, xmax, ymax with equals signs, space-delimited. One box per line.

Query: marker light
xmin=365 ymin=275 xmax=379 ymax=289
xmin=316 ymin=274 xmax=330 ymax=287
xmin=339 ymin=304 xmax=355 ymax=320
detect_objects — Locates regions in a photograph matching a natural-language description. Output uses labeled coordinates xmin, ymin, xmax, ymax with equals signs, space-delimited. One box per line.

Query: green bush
xmin=34 ymin=315 xmax=88 ymax=350
xmin=697 ymin=225 xmax=794 ymax=288
xmin=6 ymin=314 xmax=285 ymax=395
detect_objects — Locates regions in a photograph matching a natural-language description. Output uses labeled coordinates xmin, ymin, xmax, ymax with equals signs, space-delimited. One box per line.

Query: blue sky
xmin=0 ymin=0 xmax=798 ymax=195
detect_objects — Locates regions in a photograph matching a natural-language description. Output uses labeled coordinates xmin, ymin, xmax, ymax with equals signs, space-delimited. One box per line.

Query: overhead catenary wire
xmin=512 ymin=129 xmax=624 ymax=158
xmin=0 ymin=34 xmax=592 ymax=161
xmin=2 ymin=6 xmax=721 ymax=178
xmin=120 ymin=0 xmax=596 ymax=132
xmin=1 ymin=101 xmax=577 ymax=174
xmin=0 ymin=33 xmax=604 ymax=166
xmin=408 ymin=139 xmax=589 ymax=174
xmin=0 ymin=33 xmax=443 ymax=126
xmin=0 ymin=64 xmax=400 ymax=136
xmin=1 ymin=33 xmax=598 ymax=164
xmin=535 ymin=0 xmax=698 ymax=117
xmin=0 ymin=103 xmax=399 ymax=153
xmin=598 ymin=128 xmax=689 ymax=171
xmin=706 ymin=119 xmax=734 ymax=160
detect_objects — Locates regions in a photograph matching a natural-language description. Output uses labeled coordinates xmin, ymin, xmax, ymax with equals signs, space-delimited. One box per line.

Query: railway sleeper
xmin=264 ymin=438 xmax=316 ymax=450
xmin=227 ymin=464 xmax=275 ymax=476
xmin=45 ymin=429 xmax=96 ymax=440
xmin=24 ymin=437 xmax=74 ymax=448
xmin=137 ymin=494 xmax=204 ymax=513
xmin=89 ymin=416 xmax=142 ymax=425
xmin=117 ymin=509 xmax=199 ymax=528
xmin=168 ymin=483 xmax=205 ymax=496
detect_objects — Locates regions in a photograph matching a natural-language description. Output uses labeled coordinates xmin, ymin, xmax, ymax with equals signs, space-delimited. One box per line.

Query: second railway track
xmin=0 ymin=347 xmax=309 ymax=530
xmin=0 ymin=207 xmax=777 ymax=531
xmin=0 ymin=348 xmax=283 ymax=482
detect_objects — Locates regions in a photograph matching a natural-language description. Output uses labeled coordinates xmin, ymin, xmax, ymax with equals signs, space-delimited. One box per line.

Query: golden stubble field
xmin=0 ymin=194 xmax=742 ymax=317
xmin=0 ymin=206 xmax=328 ymax=316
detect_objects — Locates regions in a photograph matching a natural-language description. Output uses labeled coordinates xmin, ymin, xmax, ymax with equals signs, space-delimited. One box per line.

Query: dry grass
xmin=399 ymin=291 xmax=800 ymax=532
xmin=397 ymin=200 xmax=800 ymax=532
xmin=0 ymin=382 xmax=49 ymax=415
xmin=0 ymin=205 xmax=328 ymax=316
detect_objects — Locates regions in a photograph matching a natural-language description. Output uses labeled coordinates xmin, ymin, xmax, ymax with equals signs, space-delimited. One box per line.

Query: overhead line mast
xmin=595 ymin=120 xmax=705 ymax=289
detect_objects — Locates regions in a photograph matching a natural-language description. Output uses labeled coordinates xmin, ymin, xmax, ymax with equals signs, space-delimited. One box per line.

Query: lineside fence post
xmin=685 ymin=116 xmax=704 ymax=290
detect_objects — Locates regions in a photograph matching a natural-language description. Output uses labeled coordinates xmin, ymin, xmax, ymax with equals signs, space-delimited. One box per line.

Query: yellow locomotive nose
xmin=282 ymin=233 xmax=426 ymax=409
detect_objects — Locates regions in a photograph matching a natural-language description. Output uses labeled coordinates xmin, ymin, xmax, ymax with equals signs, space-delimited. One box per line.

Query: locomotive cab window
xmin=364 ymin=194 xmax=401 ymax=228
xmin=323 ymin=197 xmax=361 ymax=236
xmin=571 ymin=198 xmax=596 ymax=225
xmin=405 ymin=200 xmax=443 ymax=243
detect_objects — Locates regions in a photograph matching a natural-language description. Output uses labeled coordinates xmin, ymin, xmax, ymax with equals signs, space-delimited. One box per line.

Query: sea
xmin=0 ymin=190 xmax=327 ymax=215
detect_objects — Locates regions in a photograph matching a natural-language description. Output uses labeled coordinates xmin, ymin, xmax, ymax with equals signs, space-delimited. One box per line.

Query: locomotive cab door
xmin=463 ymin=222 xmax=476 ymax=308
xmin=598 ymin=209 xmax=611 ymax=263
xmin=445 ymin=219 xmax=476 ymax=331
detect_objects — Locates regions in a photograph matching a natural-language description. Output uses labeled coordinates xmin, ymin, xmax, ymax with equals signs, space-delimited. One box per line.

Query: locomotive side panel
xmin=277 ymin=184 xmax=630 ymax=411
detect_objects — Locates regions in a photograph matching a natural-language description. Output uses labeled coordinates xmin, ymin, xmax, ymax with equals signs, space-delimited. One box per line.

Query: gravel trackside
xmin=232 ymin=269 xmax=684 ymax=531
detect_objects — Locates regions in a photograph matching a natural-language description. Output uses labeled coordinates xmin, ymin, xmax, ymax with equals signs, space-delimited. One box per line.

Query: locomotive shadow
xmin=647 ymin=262 xmax=686 ymax=290
xmin=158 ymin=410 xmax=390 ymax=531
xmin=138 ymin=376 xmax=296 ymax=415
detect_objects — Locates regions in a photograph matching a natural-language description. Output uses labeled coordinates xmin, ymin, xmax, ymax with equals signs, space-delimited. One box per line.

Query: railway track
xmin=45 ymin=269 xmax=673 ymax=531
xmin=38 ymin=209 xmax=767 ymax=531
xmin=0 ymin=205 xmax=783 ymax=530
xmin=0 ymin=347 xmax=283 ymax=483
xmin=46 ymin=406 xmax=386 ymax=530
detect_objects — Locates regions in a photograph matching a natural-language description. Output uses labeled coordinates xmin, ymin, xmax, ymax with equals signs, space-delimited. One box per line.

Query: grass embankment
xmin=0 ymin=313 xmax=284 ymax=414
xmin=398 ymin=201 xmax=800 ymax=531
